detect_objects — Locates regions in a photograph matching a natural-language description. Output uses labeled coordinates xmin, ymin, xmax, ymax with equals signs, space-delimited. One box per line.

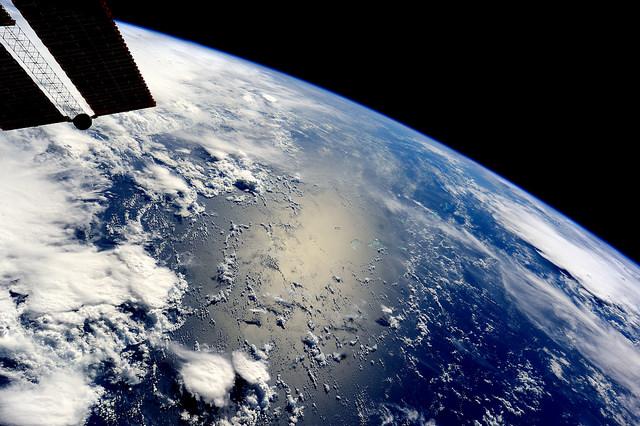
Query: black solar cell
xmin=0 ymin=5 xmax=14 ymax=26
xmin=0 ymin=44 xmax=66 ymax=130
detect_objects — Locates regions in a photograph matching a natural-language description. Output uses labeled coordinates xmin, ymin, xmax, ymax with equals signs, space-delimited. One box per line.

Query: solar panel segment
xmin=0 ymin=5 xmax=14 ymax=26
xmin=13 ymin=0 xmax=155 ymax=118
xmin=0 ymin=43 xmax=66 ymax=130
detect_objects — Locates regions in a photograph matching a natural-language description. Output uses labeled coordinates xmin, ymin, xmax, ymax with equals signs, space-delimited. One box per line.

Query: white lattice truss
xmin=0 ymin=24 xmax=83 ymax=118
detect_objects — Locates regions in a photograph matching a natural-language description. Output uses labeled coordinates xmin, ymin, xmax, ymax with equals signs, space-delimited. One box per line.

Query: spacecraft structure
xmin=0 ymin=0 xmax=154 ymax=130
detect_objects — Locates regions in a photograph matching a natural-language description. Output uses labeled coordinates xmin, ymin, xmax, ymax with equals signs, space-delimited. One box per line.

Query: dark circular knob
xmin=72 ymin=114 xmax=93 ymax=130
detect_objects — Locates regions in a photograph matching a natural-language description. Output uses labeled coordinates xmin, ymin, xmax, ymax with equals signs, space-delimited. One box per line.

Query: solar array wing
xmin=0 ymin=43 xmax=66 ymax=130
xmin=0 ymin=5 xmax=14 ymax=26
xmin=13 ymin=0 xmax=155 ymax=117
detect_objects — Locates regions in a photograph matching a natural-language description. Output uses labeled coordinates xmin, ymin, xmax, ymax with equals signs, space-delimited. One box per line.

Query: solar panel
xmin=14 ymin=0 xmax=155 ymax=117
xmin=0 ymin=43 xmax=66 ymax=130
xmin=0 ymin=5 xmax=14 ymax=26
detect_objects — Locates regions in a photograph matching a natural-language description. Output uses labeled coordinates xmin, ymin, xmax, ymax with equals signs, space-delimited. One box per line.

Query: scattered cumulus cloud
xmin=0 ymin=371 xmax=100 ymax=426
xmin=173 ymin=345 xmax=236 ymax=408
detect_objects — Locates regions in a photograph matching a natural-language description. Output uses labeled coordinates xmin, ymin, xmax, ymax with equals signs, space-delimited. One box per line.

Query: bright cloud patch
xmin=0 ymin=371 xmax=100 ymax=426
xmin=172 ymin=345 xmax=275 ymax=418
xmin=468 ymin=188 xmax=640 ymax=399
xmin=0 ymin=130 xmax=186 ymax=424
xmin=489 ymin=196 xmax=640 ymax=317
xmin=173 ymin=345 xmax=236 ymax=407
xmin=232 ymin=351 xmax=270 ymax=385
xmin=134 ymin=164 xmax=201 ymax=217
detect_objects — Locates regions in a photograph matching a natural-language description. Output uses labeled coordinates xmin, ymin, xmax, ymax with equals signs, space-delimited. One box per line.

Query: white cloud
xmin=410 ymin=167 xmax=640 ymax=404
xmin=500 ymin=257 xmax=640 ymax=398
xmin=0 ymin=127 xmax=186 ymax=424
xmin=232 ymin=351 xmax=270 ymax=385
xmin=488 ymin=195 xmax=640 ymax=317
xmin=402 ymin=165 xmax=640 ymax=406
xmin=172 ymin=345 xmax=274 ymax=413
xmin=173 ymin=345 xmax=235 ymax=407
xmin=471 ymin=192 xmax=640 ymax=400
xmin=380 ymin=304 xmax=402 ymax=329
xmin=0 ymin=371 xmax=101 ymax=426
xmin=134 ymin=164 xmax=201 ymax=217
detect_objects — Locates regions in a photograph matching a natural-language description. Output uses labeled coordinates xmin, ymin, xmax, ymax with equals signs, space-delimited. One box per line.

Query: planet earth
xmin=0 ymin=23 xmax=639 ymax=426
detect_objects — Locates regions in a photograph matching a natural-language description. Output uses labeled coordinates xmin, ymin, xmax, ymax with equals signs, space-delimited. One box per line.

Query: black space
xmin=109 ymin=2 xmax=637 ymax=263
